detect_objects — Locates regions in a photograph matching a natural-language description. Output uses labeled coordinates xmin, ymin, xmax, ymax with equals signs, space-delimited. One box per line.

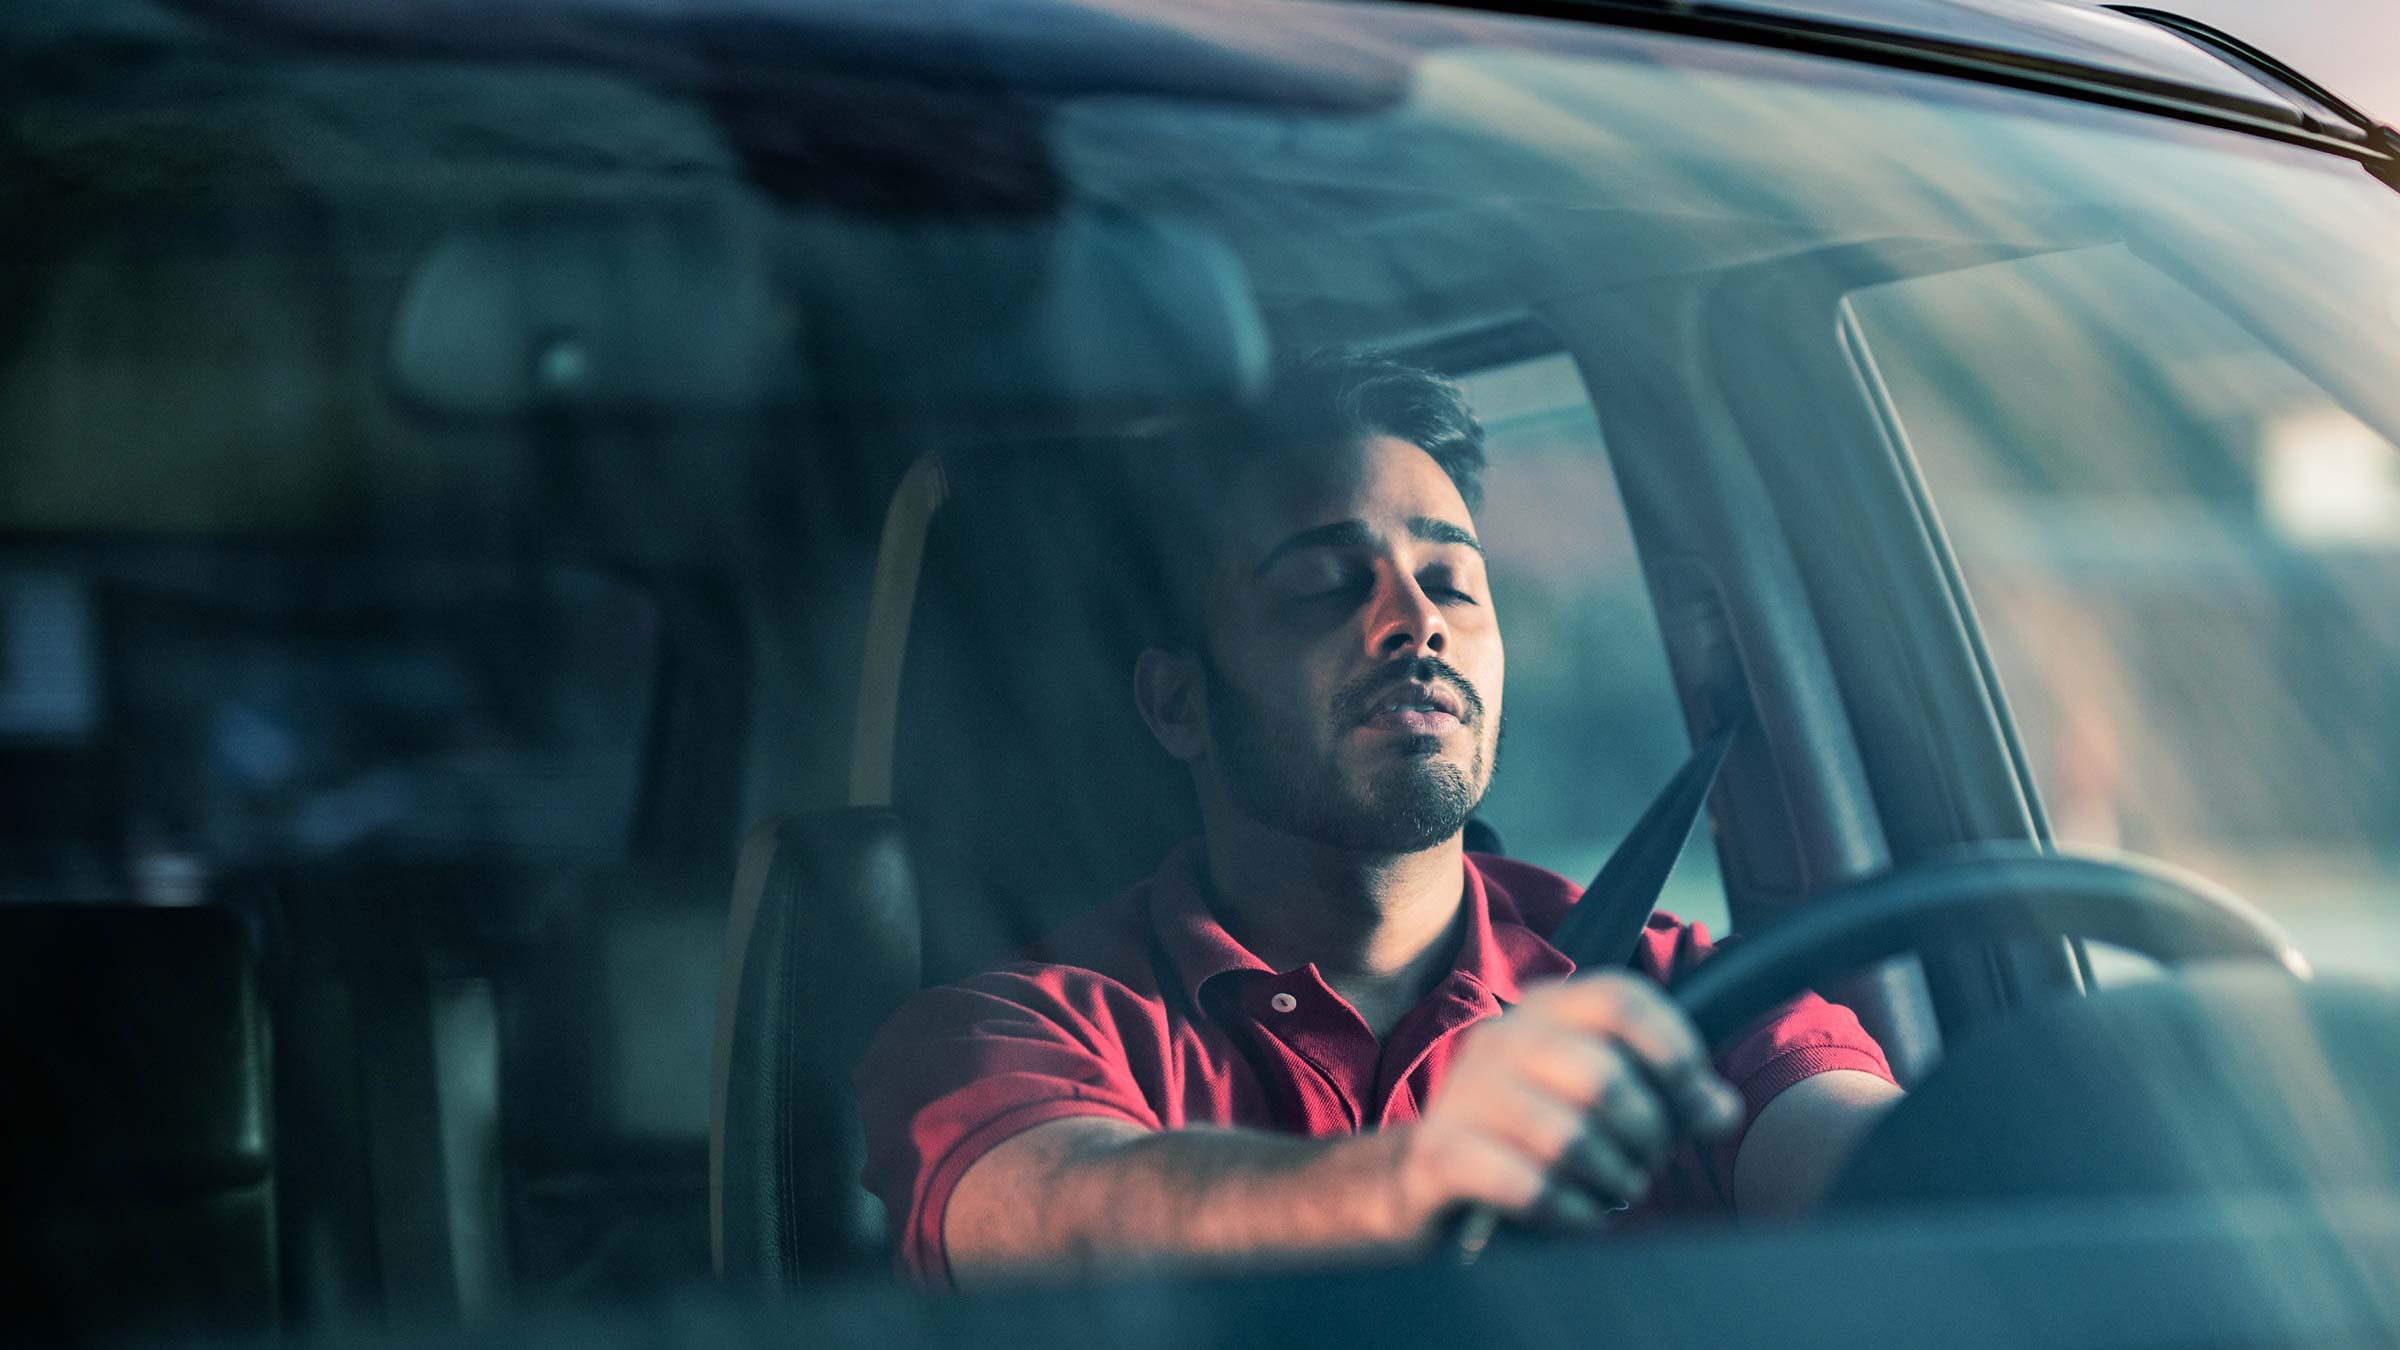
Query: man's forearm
xmin=940 ymin=975 xmax=1757 ymax=1283
xmin=945 ymin=1117 xmax=1423 ymax=1283
xmin=1730 ymin=1069 xmax=1901 ymax=1218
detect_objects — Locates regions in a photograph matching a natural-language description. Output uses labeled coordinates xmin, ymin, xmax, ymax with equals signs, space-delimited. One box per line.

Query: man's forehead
xmin=1224 ymin=435 xmax=1479 ymax=561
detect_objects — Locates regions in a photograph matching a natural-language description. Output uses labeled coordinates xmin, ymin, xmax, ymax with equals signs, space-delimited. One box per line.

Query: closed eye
xmin=1420 ymin=569 xmax=1481 ymax=605
xmin=1290 ymin=570 xmax=1371 ymax=604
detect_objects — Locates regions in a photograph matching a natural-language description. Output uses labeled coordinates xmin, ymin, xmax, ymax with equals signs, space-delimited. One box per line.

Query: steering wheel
xmin=1668 ymin=842 xmax=2311 ymax=1046
xmin=1450 ymin=845 xmax=2333 ymax=1259
xmin=1657 ymin=843 xmax=2400 ymax=1216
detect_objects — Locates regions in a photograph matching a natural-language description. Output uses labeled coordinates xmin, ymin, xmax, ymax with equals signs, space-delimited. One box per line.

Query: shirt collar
xmin=1145 ymin=838 xmax=1577 ymax=1011
xmin=1459 ymin=853 xmax=1577 ymax=1003
xmin=1148 ymin=839 xmax=1274 ymax=1009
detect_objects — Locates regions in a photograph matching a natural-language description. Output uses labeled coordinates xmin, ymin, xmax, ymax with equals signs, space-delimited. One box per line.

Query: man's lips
xmin=1362 ymin=707 xmax=1461 ymax=734
xmin=1357 ymin=681 xmax=1467 ymax=733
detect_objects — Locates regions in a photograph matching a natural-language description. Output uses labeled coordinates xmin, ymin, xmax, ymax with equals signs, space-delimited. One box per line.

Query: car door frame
xmin=1522 ymin=234 xmax=2113 ymax=1072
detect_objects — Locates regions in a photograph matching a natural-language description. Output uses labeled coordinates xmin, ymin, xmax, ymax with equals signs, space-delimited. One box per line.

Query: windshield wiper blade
xmin=2104 ymin=6 xmax=2380 ymax=138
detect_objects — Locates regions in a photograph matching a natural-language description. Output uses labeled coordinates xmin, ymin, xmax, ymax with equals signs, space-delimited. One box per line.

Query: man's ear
xmin=1133 ymin=646 xmax=1209 ymax=763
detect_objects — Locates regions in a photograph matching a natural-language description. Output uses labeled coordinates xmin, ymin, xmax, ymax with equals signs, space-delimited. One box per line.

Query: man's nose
xmin=1368 ymin=572 xmax=1447 ymax=660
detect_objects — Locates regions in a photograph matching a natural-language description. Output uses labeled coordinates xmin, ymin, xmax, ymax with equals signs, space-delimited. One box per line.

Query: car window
xmin=1464 ymin=355 xmax=1728 ymax=935
xmin=1847 ymin=248 xmax=2400 ymax=977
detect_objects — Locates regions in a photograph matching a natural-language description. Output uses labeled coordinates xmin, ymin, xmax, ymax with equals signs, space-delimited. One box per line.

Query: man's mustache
xmin=1335 ymin=655 xmax=1487 ymax=729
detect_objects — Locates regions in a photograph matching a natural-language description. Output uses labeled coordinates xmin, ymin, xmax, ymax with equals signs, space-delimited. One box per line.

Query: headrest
xmin=894 ymin=442 xmax=1200 ymax=983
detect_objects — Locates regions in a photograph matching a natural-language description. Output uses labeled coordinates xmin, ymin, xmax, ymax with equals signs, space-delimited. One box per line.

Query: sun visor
xmin=388 ymin=205 xmax=1267 ymax=419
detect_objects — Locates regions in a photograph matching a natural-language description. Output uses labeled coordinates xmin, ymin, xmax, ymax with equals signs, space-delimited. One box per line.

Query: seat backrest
xmin=712 ymin=810 xmax=922 ymax=1281
xmin=896 ymin=445 xmax=1200 ymax=985
xmin=711 ymin=441 xmax=1193 ymax=1279
xmin=0 ymin=903 xmax=278 ymax=1340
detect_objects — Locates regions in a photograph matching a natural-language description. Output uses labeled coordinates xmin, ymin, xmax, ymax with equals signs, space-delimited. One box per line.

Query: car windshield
xmin=8 ymin=0 xmax=2400 ymax=1341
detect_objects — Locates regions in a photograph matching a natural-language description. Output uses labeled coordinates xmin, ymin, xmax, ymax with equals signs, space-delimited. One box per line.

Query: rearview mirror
xmin=388 ymin=204 xmax=1268 ymax=419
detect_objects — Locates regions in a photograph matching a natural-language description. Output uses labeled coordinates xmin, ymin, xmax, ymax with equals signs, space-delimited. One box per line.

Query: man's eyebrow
xmin=1249 ymin=516 xmax=1484 ymax=576
xmin=1250 ymin=519 xmax=1378 ymax=576
xmin=1409 ymin=516 xmax=1484 ymax=557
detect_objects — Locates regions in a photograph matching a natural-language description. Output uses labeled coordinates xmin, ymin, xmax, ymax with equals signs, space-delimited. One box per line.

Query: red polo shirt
xmin=858 ymin=841 xmax=1894 ymax=1284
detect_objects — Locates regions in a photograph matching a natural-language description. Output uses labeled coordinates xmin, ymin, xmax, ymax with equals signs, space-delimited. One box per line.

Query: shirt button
xmin=1269 ymin=992 xmax=1299 ymax=1013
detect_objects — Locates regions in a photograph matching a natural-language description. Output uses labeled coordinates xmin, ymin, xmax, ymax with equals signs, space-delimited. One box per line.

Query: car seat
xmin=709 ymin=444 xmax=1197 ymax=1281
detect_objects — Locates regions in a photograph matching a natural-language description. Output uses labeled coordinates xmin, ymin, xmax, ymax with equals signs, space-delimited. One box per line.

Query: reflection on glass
xmin=1850 ymin=249 xmax=2400 ymax=975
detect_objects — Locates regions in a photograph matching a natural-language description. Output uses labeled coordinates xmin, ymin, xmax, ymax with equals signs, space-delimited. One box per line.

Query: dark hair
xmin=1136 ymin=349 xmax=1487 ymax=647
xmin=1251 ymin=349 xmax=1486 ymax=511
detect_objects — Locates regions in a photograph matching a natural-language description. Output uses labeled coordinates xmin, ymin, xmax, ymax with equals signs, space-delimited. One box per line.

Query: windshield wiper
xmin=2103 ymin=7 xmax=2390 ymax=145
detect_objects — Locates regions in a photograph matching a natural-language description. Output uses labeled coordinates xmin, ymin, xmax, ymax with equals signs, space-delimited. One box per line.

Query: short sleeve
xmin=855 ymin=968 xmax=1165 ymax=1284
xmin=1629 ymin=914 xmax=1896 ymax=1218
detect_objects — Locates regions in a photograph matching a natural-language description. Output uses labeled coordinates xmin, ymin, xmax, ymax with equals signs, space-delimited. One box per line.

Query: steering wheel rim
xmin=1668 ymin=843 xmax=2311 ymax=1046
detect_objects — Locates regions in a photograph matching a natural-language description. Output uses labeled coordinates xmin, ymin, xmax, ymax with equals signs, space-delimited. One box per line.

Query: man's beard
xmin=1204 ymin=653 xmax=1497 ymax=855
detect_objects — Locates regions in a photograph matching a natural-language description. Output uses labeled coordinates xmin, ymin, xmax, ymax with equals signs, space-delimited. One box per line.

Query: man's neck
xmin=1198 ymin=808 xmax=1469 ymax=1039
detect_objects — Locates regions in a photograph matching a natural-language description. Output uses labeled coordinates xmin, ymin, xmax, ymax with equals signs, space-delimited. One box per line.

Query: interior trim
xmin=849 ymin=458 xmax=952 ymax=810
xmin=709 ymin=819 xmax=787 ymax=1275
xmin=714 ymin=453 xmax=953 ymax=1271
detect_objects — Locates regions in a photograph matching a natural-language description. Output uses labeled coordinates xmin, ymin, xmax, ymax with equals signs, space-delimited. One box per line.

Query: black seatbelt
xmin=1545 ymin=719 xmax=1742 ymax=974
xmin=1449 ymin=719 xmax=1745 ymax=1263
xmin=1448 ymin=717 xmax=1748 ymax=1264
